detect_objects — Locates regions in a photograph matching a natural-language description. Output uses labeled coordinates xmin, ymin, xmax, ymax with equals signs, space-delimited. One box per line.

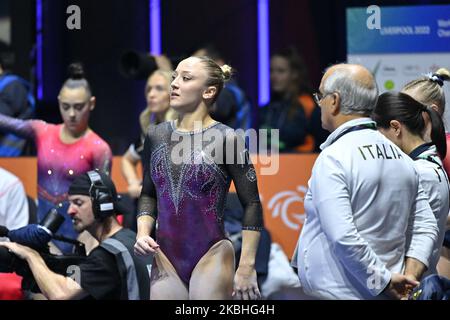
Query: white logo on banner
xmin=268 ymin=186 xmax=307 ymax=230
xmin=366 ymin=5 xmax=381 ymax=30
xmin=66 ymin=5 xmax=81 ymax=30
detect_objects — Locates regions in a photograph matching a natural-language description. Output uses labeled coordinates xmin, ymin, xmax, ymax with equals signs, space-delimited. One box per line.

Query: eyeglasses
xmin=313 ymin=92 xmax=334 ymax=106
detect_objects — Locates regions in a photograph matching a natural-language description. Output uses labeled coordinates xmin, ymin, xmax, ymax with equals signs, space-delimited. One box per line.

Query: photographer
xmin=0 ymin=170 xmax=151 ymax=300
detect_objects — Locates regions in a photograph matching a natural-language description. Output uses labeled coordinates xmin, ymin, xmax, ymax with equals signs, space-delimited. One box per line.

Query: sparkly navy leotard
xmin=138 ymin=121 xmax=263 ymax=285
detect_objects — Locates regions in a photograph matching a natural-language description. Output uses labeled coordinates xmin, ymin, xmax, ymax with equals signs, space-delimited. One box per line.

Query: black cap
xmin=67 ymin=171 xmax=135 ymax=216
xmin=68 ymin=171 xmax=118 ymax=201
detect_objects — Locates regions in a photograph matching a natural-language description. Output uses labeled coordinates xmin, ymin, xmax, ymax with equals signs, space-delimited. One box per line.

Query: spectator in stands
xmin=0 ymin=55 xmax=35 ymax=156
xmin=121 ymin=69 xmax=176 ymax=231
xmin=259 ymin=47 xmax=328 ymax=152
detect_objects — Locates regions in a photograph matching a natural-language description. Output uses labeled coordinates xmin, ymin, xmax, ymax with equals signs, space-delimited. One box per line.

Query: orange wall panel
xmin=0 ymin=155 xmax=317 ymax=257
xmin=0 ymin=157 xmax=38 ymax=198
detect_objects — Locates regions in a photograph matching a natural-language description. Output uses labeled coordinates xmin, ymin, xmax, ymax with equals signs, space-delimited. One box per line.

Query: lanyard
xmin=408 ymin=143 xmax=434 ymax=160
xmin=330 ymin=123 xmax=377 ymax=145
xmin=410 ymin=143 xmax=450 ymax=207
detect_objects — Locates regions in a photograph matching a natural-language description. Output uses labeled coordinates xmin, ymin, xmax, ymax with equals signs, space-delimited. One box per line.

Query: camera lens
xmin=40 ymin=208 xmax=65 ymax=234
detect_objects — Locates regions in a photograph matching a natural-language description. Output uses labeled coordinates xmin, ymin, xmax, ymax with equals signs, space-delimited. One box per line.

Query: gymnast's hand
xmin=232 ymin=265 xmax=261 ymax=300
xmin=134 ymin=235 xmax=159 ymax=256
xmin=127 ymin=183 xmax=142 ymax=199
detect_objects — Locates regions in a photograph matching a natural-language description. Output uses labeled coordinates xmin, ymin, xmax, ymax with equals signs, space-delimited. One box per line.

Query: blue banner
xmin=347 ymin=5 xmax=450 ymax=54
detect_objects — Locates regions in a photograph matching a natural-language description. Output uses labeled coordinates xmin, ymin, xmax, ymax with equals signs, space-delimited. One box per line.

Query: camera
xmin=0 ymin=208 xmax=87 ymax=293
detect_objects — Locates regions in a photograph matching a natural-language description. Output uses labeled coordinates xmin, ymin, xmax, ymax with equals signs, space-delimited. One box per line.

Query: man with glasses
xmin=293 ymin=63 xmax=438 ymax=299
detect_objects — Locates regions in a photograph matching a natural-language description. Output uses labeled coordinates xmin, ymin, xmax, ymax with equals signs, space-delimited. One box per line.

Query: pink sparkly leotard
xmin=0 ymin=114 xmax=112 ymax=253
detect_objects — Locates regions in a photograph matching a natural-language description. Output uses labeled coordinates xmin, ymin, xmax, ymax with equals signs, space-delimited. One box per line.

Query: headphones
xmin=87 ymin=170 xmax=115 ymax=220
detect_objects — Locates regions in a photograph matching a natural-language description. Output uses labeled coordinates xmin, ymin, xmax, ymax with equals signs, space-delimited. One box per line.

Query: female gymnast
xmin=134 ymin=56 xmax=263 ymax=300
xmin=0 ymin=63 xmax=112 ymax=253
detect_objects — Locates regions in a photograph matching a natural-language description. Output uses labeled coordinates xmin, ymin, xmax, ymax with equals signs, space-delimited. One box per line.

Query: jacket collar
xmin=320 ymin=117 xmax=376 ymax=150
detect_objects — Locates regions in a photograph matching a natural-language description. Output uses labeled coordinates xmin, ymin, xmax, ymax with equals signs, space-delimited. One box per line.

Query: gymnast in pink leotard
xmin=0 ymin=63 xmax=112 ymax=253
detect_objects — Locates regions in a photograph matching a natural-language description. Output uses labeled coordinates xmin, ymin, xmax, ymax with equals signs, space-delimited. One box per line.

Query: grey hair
xmin=323 ymin=65 xmax=379 ymax=115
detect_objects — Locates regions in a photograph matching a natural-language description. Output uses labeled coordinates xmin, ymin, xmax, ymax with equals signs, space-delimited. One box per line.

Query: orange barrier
xmin=0 ymin=154 xmax=318 ymax=257
xmin=0 ymin=157 xmax=139 ymax=199
xmin=0 ymin=157 xmax=38 ymax=199
xmin=240 ymin=154 xmax=317 ymax=257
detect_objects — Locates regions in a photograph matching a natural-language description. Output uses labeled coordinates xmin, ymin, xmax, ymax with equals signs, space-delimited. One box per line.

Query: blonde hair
xmin=196 ymin=56 xmax=233 ymax=104
xmin=402 ymin=68 xmax=450 ymax=115
xmin=140 ymin=69 xmax=177 ymax=132
xmin=144 ymin=69 xmax=172 ymax=96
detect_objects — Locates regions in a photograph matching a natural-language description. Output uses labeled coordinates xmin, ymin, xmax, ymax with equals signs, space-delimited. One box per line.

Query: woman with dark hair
xmin=373 ymin=91 xmax=449 ymax=278
xmin=258 ymin=47 xmax=328 ymax=152
xmin=0 ymin=63 xmax=112 ymax=253
xmin=402 ymin=68 xmax=450 ymax=168
xmin=402 ymin=70 xmax=450 ymax=279
xmin=134 ymin=56 xmax=263 ymax=300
